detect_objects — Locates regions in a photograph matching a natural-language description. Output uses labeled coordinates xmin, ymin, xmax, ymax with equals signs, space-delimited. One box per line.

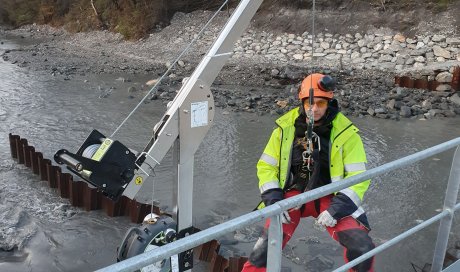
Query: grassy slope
xmin=0 ymin=0 xmax=458 ymax=38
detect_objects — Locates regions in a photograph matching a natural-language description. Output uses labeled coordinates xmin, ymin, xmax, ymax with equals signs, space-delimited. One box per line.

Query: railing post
xmin=267 ymin=214 xmax=282 ymax=272
xmin=431 ymin=146 xmax=460 ymax=272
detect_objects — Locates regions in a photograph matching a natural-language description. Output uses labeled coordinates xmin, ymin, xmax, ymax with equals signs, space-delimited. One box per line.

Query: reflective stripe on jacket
xmin=257 ymin=107 xmax=370 ymax=219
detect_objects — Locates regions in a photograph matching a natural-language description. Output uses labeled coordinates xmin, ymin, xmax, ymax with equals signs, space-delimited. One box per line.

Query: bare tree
xmin=90 ymin=0 xmax=106 ymax=29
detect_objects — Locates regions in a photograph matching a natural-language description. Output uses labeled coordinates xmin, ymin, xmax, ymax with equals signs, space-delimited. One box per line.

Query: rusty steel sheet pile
xmin=8 ymin=133 xmax=248 ymax=272
xmin=395 ymin=66 xmax=460 ymax=92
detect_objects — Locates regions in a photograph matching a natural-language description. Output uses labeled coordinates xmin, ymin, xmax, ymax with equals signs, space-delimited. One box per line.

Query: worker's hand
xmin=281 ymin=211 xmax=291 ymax=224
xmin=261 ymin=189 xmax=292 ymax=224
xmin=261 ymin=188 xmax=283 ymax=206
xmin=316 ymin=210 xmax=337 ymax=228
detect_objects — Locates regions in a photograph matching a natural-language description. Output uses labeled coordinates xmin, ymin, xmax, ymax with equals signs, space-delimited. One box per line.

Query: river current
xmin=1 ymin=36 xmax=460 ymax=272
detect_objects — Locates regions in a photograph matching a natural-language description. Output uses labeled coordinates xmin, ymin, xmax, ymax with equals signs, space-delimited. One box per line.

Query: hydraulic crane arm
xmin=123 ymin=0 xmax=264 ymax=200
xmin=55 ymin=0 xmax=264 ymax=202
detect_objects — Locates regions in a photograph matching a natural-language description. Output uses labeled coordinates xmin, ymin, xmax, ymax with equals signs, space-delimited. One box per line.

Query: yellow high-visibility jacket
xmin=257 ymin=108 xmax=370 ymax=224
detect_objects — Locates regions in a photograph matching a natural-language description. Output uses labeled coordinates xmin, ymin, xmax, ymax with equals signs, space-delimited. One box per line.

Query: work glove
xmin=261 ymin=188 xmax=283 ymax=206
xmin=261 ymin=188 xmax=291 ymax=224
xmin=280 ymin=210 xmax=291 ymax=224
xmin=315 ymin=210 xmax=337 ymax=228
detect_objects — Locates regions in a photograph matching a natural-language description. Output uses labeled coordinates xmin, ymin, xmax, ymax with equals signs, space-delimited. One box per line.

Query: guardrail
xmin=96 ymin=137 xmax=460 ymax=272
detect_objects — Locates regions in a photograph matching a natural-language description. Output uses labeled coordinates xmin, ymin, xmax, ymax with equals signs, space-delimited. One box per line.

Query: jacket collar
xmin=275 ymin=107 xmax=358 ymax=144
xmin=275 ymin=108 xmax=300 ymax=129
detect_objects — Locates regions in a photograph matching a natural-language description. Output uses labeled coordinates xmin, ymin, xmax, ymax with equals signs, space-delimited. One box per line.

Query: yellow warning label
xmin=93 ymin=139 xmax=113 ymax=161
xmin=135 ymin=176 xmax=143 ymax=185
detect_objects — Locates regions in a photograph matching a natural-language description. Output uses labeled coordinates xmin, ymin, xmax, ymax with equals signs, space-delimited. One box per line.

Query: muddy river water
xmin=1 ymin=36 xmax=460 ymax=272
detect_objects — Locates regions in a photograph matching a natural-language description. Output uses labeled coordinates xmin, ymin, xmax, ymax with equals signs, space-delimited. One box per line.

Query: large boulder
xmin=450 ymin=93 xmax=460 ymax=106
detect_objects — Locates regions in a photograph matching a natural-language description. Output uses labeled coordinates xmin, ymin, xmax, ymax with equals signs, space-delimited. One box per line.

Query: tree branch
xmin=90 ymin=0 xmax=106 ymax=29
xmin=90 ymin=0 xmax=99 ymax=18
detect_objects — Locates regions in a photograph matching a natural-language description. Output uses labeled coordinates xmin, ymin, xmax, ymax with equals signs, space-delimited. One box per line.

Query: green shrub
xmin=434 ymin=0 xmax=452 ymax=10
xmin=4 ymin=0 xmax=40 ymax=26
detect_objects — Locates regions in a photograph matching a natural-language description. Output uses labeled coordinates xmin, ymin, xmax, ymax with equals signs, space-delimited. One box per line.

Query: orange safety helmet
xmin=298 ymin=73 xmax=335 ymax=100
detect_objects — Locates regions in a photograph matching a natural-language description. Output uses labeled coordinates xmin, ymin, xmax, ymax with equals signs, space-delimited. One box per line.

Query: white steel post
xmin=431 ymin=146 xmax=460 ymax=272
xmin=267 ymin=215 xmax=283 ymax=271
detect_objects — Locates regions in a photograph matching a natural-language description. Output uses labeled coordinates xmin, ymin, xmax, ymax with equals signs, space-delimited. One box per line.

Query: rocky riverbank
xmin=1 ymin=9 xmax=460 ymax=120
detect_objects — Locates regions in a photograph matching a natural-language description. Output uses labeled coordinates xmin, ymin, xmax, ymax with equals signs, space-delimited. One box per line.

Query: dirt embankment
xmin=1 ymin=1 xmax=459 ymax=38
xmin=254 ymin=0 xmax=460 ymax=37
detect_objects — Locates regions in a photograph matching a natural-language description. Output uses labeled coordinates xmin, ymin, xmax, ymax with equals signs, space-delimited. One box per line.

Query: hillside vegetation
xmin=0 ymin=0 xmax=459 ymax=39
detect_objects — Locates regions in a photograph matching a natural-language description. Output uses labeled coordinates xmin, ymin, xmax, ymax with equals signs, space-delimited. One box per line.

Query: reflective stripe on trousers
xmin=242 ymin=190 xmax=375 ymax=272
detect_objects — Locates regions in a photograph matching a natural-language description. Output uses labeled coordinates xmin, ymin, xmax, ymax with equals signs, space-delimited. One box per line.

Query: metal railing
xmin=96 ymin=137 xmax=460 ymax=272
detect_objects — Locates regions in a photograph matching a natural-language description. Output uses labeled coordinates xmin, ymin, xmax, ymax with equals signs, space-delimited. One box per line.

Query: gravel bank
xmin=1 ymin=9 xmax=460 ymax=120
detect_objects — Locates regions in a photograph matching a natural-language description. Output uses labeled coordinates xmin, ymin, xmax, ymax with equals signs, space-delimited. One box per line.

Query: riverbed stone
xmin=450 ymin=94 xmax=460 ymax=106
xmin=432 ymin=35 xmax=445 ymax=42
xmin=433 ymin=46 xmax=451 ymax=59
xmin=422 ymin=100 xmax=432 ymax=109
xmin=436 ymin=84 xmax=452 ymax=91
xmin=429 ymin=109 xmax=442 ymax=117
xmin=293 ymin=54 xmax=303 ymax=60
xmin=271 ymin=68 xmax=280 ymax=76
xmin=446 ymin=37 xmax=460 ymax=45
xmin=400 ymin=106 xmax=412 ymax=117
xmin=444 ymin=110 xmax=456 ymax=117
xmin=405 ymin=58 xmax=415 ymax=65
xmin=387 ymin=99 xmax=396 ymax=109
xmin=435 ymin=72 xmax=453 ymax=83
xmin=394 ymin=34 xmax=405 ymax=43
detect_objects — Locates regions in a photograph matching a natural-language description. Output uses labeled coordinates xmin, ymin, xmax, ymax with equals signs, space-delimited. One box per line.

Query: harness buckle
xmin=302 ymin=132 xmax=320 ymax=171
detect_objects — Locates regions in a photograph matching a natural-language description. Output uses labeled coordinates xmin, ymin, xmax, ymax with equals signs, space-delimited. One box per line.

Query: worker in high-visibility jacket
xmin=242 ymin=73 xmax=375 ymax=272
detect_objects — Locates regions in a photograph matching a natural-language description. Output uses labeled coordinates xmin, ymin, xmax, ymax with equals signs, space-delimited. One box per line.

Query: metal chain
xmin=110 ymin=0 xmax=230 ymax=138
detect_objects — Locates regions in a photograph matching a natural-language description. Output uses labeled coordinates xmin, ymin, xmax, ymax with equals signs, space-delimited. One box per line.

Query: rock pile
xmin=207 ymin=67 xmax=460 ymax=120
xmin=232 ymin=30 xmax=460 ymax=71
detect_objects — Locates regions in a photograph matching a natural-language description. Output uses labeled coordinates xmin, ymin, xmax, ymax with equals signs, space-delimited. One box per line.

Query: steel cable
xmin=110 ymin=0 xmax=230 ymax=138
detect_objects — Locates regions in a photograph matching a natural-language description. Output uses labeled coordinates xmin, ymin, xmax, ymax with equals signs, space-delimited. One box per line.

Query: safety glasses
xmin=303 ymin=99 xmax=328 ymax=109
